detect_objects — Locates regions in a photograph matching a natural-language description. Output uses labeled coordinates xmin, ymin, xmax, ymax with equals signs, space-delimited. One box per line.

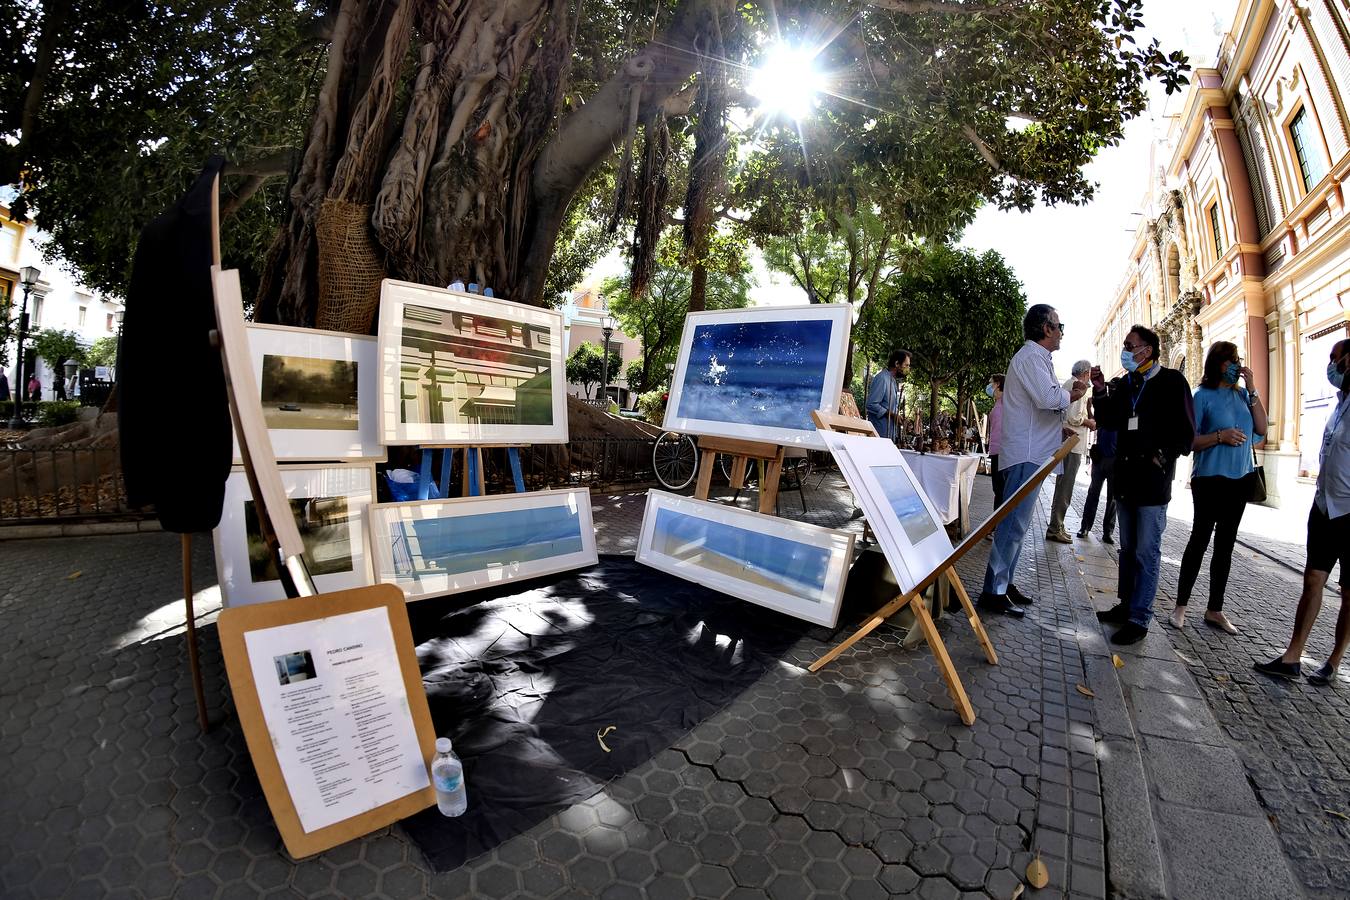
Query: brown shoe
xmin=1045 ymin=530 xmax=1073 ymax=544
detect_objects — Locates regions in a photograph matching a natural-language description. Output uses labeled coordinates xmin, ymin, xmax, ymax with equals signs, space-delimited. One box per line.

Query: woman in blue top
xmin=1170 ymin=341 xmax=1268 ymax=632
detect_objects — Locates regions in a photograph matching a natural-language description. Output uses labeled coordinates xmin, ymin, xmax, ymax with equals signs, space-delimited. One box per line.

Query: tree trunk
xmin=689 ymin=263 xmax=708 ymax=312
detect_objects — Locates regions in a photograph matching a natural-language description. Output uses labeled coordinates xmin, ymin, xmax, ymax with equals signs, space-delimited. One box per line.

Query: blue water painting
xmin=652 ymin=507 xmax=831 ymax=599
xmin=392 ymin=505 xmax=583 ymax=578
xmin=676 ymin=319 xmax=834 ymax=431
xmin=871 ymin=465 xmax=938 ymax=544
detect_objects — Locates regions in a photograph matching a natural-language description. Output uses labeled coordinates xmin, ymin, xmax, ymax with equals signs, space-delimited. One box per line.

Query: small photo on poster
xmin=273 ymin=650 xmax=318 ymax=685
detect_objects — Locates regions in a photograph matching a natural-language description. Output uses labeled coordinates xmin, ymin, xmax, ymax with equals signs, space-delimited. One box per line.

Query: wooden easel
xmin=811 ymin=433 xmax=1078 ymax=724
xmin=811 ymin=410 xmax=997 ymax=725
xmin=692 ymin=434 xmax=786 ymax=513
xmin=412 ymin=444 xmax=528 ymax=499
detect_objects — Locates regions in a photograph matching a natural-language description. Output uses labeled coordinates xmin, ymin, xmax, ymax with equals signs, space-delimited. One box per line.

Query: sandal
xmin=1204 ymin=613 xmax=1238 ymax=635
xmin=1167 ymin=606 xmax=1186 ymax=630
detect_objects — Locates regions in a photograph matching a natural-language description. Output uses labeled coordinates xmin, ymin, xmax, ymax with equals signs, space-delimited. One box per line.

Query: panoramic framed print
xmin=376 ymin=280 xmax=567 ymax=445
xmin=662 ymin=304 xmax=851 ymax=449
xmin=235 ymin=323 xmax=384 ymax=463
xmin=635 ymin=490 xmax=855 ymax=628
xmin=367 ymin=488 xmax=597 ymax=601
xmin=213 ymin=464 xmax=377 ymax=607
xmin=820 ymin=431 xmax=953 ymax=593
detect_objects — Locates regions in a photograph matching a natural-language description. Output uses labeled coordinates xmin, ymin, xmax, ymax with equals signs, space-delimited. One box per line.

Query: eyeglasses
xmin=1049 ymin=322 xmax=1065 ymax=334
xmin=1123 ymin=342 xmax=1145 ymax=352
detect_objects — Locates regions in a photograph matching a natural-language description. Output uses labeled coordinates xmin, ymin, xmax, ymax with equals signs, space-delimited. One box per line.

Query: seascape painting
xmin=650 ymin=507 xmax=831 ymax=600
xmin=260 ymin=354 xmax=359 ymax=431
xmin=871 ymin=464 xmax=940 ymax=544
xmin=676 ymin=319 xmax=833 ymax=431
xmin=390 ymin=504 xmax=584 ymax=580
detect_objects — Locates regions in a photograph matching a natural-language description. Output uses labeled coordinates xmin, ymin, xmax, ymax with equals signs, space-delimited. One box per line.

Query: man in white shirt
xmin=1046 ymin=360 xmax=1095 ymax=542
xmin=1256 ymin=338 xmax=1350 ymax=684
xmin=978 ymin=304 xmax=1086 ymax=617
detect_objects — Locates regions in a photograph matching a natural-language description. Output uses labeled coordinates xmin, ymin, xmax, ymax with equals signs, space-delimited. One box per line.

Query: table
xmin=899 ymin=451 xmax=982 ymax=533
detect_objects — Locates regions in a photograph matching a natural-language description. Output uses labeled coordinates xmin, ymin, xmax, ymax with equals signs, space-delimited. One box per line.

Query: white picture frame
xmin=819 ymin=431 xmax=953 ymax=594
xmin=235 ymin=323 xmax=385 ymax=463
xmin=662 ymin=304 xmax=852 ymax=450
xmin=367 ymin=488 xmax=597 ymax=601
xmin=213 ymin=464 xmax=377 ymax=607
xmin=376 ymin=279 xmax=568 ymax=446
xmin=635 ymin=490 xmax=855 ymax=628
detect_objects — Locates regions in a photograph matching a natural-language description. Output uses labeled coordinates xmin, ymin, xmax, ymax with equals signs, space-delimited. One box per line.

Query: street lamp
xmin=114 ymin=309 xmax=125 ymax=379
xmin=8 ymin=265 xmax=40 ymax=430
xmin=599 ymin=312 xmax=616 ymax=407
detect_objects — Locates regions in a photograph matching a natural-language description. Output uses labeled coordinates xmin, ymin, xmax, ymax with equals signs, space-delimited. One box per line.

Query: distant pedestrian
xmin=1255 ymin=338 xmax=1350 ymax=684
xmin=1046 ymin=360 xmax=1094 ymax=543
xmin=1090 ymin=325 xmax=1196 ymax=645
xmin=27 ymin=374 xmax=41 ymax=402
xmin=866 ymin=350 xmax=911 ymax=441
xmin=0 ymin=370 xmax=9 ymax=403
xmin=1170 ymin=341 xmax=1267 ymax=633
xmin=986 ymin=374 xmax=1006 ymax=507
xmin=977 ymin=305 xmax=1086 ymax=618
xmin=1077 ymin=424 xmax=1117 ymax=544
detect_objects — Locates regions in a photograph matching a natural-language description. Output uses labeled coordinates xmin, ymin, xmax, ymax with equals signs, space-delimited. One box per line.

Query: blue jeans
xmin=1116 ymin=503 xmax=1169 ymax=627
xmin=982 ymin=461 xmax=1042 ymax=596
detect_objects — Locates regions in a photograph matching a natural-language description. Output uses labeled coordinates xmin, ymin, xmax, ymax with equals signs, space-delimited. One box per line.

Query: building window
xmin=1289 ymin=106 xmax=1326 ymax=193
xmin=32 ymin=296 xmax=42 ymax=328
xmin=106 ymin=313 xmax=115 ymax=332
xmin=78 ymin=306 xmax=87 ymax=327
xmin=1208 ymin=203 xmax=1224 ymax=256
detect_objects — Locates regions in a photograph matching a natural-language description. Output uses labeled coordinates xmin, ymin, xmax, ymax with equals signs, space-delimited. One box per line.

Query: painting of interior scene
xmin=259 ymin=354 xmax=360 ymax=431
xmin=399 ymin=304 xmax=554 ymax=427
xmin=245 ymin=497 xmax=354 ymax=582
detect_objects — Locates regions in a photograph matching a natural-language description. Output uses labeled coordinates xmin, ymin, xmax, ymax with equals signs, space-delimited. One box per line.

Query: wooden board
xmin=217 ymin=584 xmax=437 ymax=858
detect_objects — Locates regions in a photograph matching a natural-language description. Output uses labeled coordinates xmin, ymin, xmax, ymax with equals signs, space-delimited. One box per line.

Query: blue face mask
xmin=1223 ymin=362 xmax=1241 ymax=384
xmin=1332 ymin=359 xmax=1348 ymax=390
xmin=985 ymin=383 xmax=996 ymax=398
xmin=1120 ymin=349 xmax=1140 ymax=372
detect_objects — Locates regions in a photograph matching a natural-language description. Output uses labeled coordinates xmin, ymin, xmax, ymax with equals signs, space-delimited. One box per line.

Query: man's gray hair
xmin=1071 ymin=359 xmax=1092 ymax=377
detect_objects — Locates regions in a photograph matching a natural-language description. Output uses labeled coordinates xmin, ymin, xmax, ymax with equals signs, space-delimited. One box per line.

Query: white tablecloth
xmin=899 ymin=451 xmax=982 ymax=526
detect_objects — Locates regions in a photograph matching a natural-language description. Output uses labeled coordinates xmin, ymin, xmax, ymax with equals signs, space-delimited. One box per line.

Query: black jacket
xmin=1092 ymin=366 xmax=1196 ymax=507
xmin=119 ymin=157 xmax=233 ymax=532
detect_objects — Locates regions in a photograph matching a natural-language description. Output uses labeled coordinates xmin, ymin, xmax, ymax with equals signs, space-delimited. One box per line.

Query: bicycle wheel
xmin=653 ymin=432 xmax=698 ymax=491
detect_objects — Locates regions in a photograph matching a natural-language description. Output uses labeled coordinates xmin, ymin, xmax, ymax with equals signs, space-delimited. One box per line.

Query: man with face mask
xmin=866 ymin=350 xmax=911 ymax=441
xmin=1256 ymin=338 xmax=1350 ymax=684
xmin=1089 ymin=325 xmax=1196 ymax=644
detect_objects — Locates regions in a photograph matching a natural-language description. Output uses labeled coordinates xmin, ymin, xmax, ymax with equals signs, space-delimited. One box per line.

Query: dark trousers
xmin=1080 ymin=456 xmax=1116 ymax=538
xmin=991 ymin=454 xmax=1006 ymax=508
xmin=1175 ymin=475 xmax=1249 ymax=612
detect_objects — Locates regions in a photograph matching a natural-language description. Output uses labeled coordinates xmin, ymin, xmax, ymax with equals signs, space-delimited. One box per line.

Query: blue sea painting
xmin=392 ymin=504 xmax=584 ymax=579
xmin=652 ymin=507 xmax=831 ymax=600
xmin=871 ymin=465 xmax=939 ymax=544
xmin=676 ymin=319 xmax=834 ymax=431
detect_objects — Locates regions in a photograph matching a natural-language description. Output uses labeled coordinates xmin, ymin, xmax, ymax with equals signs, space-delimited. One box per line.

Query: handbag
xmin=1246 ymin=444 xmax=1267 ymax=504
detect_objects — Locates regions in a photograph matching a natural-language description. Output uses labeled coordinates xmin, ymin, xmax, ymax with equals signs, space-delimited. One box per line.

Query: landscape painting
xmin=663 ymin=305 xmax=850 ymax=448
xmin=636 ymin=491 xmax=854 ymax=627
xmin=368 ymin=489 xmax=597 ymax=600
xmin=241 ymin=323 xmax=384 ymax=461
xmin=213 ymin=465 xmax=376 ymax=606
xmin=377 ymin=280 xmax=568 ymax=445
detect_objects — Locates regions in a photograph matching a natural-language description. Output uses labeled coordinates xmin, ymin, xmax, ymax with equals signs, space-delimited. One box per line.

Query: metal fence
xmin=0 ymin=443 xmax=145 ymax=524
xmin=485 ymin=437 xmax=659 ymax=491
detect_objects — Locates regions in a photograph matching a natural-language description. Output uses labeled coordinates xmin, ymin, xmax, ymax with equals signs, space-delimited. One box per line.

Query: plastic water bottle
xmin=431 ymin=738 xmax=467 ymax=816
xmin=467 ymin=282 xmax=480 ymax=294
xmin=482 ymin=287 xmax=493 ymax=298
xmin=449 ymin=280 xmax=465 ymax=292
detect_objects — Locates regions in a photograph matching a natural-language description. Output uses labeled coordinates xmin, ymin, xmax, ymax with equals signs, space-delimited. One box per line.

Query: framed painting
xmin=819 ymin=431 xmax=953 ymax=593
xmin=635 ymin=490 xmax=855 ymax=628
xmin=235 ymin=323 xmax=384 ymax=463
xmin=213 ymin=464 xmax=377 ymax=607
xmin=376 ymin=280 xmax=567 ymax=445
xmin=367 ymin=488 xmax=597 ymax=601
xmin=662 ymin=304 xmax=851 ymax=449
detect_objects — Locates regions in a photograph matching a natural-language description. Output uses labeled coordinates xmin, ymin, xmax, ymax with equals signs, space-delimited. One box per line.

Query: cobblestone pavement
xmin=2 ymin=473 xmax=1113 ymax=899
xmin=1064 ymin=474 xmax=1350 ymax=898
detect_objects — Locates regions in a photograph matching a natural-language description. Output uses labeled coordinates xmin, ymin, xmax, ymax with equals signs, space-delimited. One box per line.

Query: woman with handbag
xmin=1169 ymin=341 xmax=1268 ymax=632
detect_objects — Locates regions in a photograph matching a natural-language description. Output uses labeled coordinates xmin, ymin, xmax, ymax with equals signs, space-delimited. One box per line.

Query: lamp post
xmin=114 ymin=309 xmax=125 ymax=379
xmin=600 ymin=312 xmax=615 ymax=407
xmin=8 ymin=265 xmax=40 ymax=430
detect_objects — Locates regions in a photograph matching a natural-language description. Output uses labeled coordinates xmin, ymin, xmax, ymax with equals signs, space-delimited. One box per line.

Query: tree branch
xmin=865 ymin=0 xmax=1021 ymax=15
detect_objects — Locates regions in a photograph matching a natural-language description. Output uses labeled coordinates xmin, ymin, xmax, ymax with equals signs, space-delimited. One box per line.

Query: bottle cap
xmin=435 ymin=737 xmax=452 ymax=753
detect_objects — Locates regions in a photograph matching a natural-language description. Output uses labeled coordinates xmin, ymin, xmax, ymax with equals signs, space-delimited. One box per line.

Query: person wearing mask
xmin=1255 ymin=338 xmax=1350 ymax=684
xmin=1046 ymin=360 xmax=1095 ymax=543
xmin=1090 ymin=325 xmax=1196 ymax=644
xmin=1169 ymin=341 xmax=1267 ymax=633
xmin=986 ymin=374 xmax=1007 ymax=508
xmin=978 ymin=305 xmax=1086 ymax=617
xmin=866 ymin=350 xmax=911 ymax=441
xmin=1077 ymin=420 xmax=1117 ymax=544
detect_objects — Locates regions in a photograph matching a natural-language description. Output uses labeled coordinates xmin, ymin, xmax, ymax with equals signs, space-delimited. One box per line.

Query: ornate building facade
xmin=1094 ymin=0 xmax=1350 ymax=507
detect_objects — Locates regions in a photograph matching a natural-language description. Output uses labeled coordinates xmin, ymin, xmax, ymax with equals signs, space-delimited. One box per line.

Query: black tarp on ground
xmin=400 ymin=555 xmax=816 ymax=871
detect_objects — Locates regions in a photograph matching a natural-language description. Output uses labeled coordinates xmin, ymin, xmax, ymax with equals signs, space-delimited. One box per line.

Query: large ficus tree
xmin=4 ymin=0 xmax=1186 ymax=331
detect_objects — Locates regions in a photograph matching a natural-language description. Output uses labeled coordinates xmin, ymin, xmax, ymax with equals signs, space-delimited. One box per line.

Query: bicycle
xmin=651 ymin=431 xmax=812 ymax=492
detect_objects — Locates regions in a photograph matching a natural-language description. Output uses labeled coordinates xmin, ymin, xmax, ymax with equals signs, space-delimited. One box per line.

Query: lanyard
xmin=1129 ymin=374 xmax=1149 ymax=417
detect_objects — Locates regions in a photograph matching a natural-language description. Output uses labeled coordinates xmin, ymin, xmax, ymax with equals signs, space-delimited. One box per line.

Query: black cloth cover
xmin=119 ymin=156 xmax=233 ymax=532
xmin=401 ymin=556 xmax=812 ymax=871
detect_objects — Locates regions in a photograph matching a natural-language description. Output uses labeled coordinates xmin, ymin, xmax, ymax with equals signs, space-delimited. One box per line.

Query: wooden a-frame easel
xmin=691 ymin=433 xmax=787 ymax=512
